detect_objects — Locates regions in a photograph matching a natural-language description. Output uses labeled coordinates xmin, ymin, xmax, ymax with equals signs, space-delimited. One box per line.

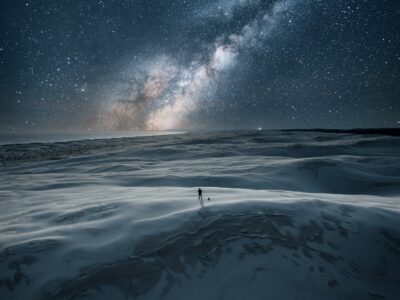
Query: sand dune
xmin=0 ymin=130 xmax=399 ymax=299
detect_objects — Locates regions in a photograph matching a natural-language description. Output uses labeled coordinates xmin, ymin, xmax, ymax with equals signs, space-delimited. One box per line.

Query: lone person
xmin=198 ymin=188 xmax=204 ymax=208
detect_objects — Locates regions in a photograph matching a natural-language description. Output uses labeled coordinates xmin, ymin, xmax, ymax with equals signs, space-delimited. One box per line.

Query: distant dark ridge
xmin=283 ymin=128 xmax=400 ymax=137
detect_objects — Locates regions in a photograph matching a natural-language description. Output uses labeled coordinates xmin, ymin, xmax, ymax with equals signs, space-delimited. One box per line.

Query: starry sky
xmin=1 ymin=0 xmax=399 ymax=131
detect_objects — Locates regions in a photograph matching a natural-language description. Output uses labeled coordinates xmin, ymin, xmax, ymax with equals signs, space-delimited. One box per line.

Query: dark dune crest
xmin=283 ymin=128 xmax=400 ymax=137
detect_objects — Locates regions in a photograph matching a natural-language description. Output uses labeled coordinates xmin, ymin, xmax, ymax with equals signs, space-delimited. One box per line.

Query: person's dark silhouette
xmin=197 ymin=188 xmax=204 ymax=207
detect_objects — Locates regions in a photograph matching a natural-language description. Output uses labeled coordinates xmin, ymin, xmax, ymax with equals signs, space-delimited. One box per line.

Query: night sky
xmin=1 ymin=0 xmax=399 ymax=131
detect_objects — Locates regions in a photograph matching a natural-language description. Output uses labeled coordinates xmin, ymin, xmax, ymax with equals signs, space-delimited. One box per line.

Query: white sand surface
xmin=1 ymin=130 xmax=399 ymax=299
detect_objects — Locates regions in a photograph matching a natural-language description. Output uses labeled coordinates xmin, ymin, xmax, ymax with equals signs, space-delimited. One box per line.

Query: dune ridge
xmin=0 ymin=130 xmax=399 ymax=299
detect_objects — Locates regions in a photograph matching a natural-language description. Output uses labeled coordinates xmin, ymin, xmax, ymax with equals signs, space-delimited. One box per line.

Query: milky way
xmin=101 ymin=0 xmax=297 ymax=130
xmin=1 ymin=0 xmax=399 ymax=131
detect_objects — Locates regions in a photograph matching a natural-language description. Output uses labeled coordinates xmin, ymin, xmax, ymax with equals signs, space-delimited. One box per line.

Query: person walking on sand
xmin=198 ymin=188 xmax=204 ymax=207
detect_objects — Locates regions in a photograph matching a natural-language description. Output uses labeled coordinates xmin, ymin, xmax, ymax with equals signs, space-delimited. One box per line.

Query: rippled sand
xmin=1 ymin=130 xmax=400 ymax=299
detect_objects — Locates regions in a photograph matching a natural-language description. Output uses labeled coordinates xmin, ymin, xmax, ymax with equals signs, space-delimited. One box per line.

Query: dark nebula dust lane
xmin=0 ymin=0 xmax=399 ymax=131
